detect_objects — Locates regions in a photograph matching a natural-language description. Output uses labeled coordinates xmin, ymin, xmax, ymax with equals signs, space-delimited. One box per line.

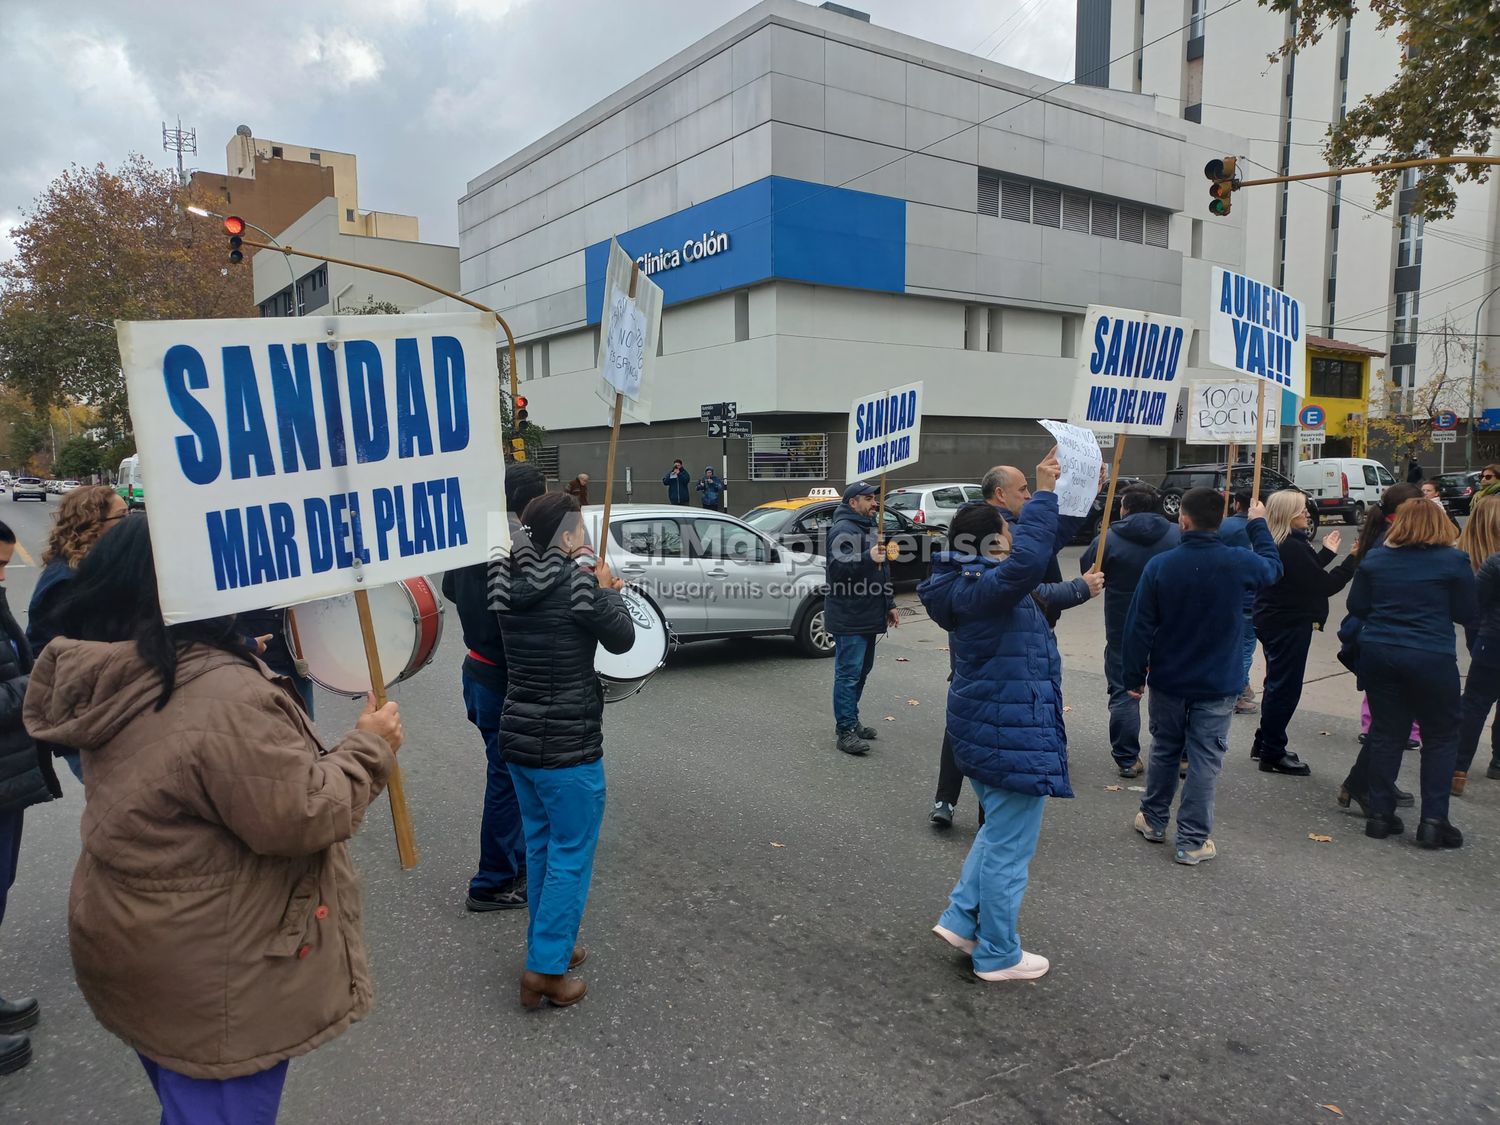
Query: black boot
xmin=0 ymin=997 xmax=38 ymax=1035
xmin=1415 ymin=818 xmax=1463 ymax=850
xmin=0 ymin=1033 xmax=31 ymax=1075
xmin=1365 ymin=813 xmax=1405 ymax=839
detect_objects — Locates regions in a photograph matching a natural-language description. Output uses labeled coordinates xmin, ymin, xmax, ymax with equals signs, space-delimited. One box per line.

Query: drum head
xmin=289 ymin=583 xmax=419 ymax=697
xmin=596 ymin=586 xmax=670 ymax=682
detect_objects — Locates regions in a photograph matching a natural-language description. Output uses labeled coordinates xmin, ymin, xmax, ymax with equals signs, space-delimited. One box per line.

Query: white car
xmin=581 ymin=504 xmax=834 ymax=656
xmin=885 ymin=483 xmax=985 ymax=529
xmin=59 ymin=480 xmax=81 ymax=494
xmin=10 ymin=478 xmax=46 ymax=502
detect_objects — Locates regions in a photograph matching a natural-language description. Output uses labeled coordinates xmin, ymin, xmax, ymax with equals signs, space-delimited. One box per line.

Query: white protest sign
xmin=1208 ymin=267 xmax=1307 ymax=398
xmin=846 ymin=380 xmax=923 ymax=481
xmin=595 ymin=239 xmax=662 ymax=423
xmin=1186 ymin=379 xmax=1280 ymax=444
xmin=1067 ymin=305 xmax=1194 ymax=438
xmin=118 ymin=311 xmax=505 ymax=625
xmin=1039 ymin=420 xmax=1104 ymax=518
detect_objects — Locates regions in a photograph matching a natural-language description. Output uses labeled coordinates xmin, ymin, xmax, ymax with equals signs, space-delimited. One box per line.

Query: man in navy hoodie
xmin=826 ymin=482 xmax=897 ymax=755
xmin=1081 ymin=485 xmax=1180 ymax=778
xmin=1122 ymin=488 xmax=1282 ymax=866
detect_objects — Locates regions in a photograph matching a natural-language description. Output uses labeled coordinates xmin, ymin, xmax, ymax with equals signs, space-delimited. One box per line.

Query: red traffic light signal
xmin=1204 ymin=157 xmax=1239 ymax=217
xmin=515 ymin=395 xmax=530 ymax=426
xmin=224 ymin=215 xmax=246 ymax=264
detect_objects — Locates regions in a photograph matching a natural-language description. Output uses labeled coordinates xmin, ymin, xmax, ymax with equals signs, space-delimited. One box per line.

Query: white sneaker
xmin=932 ymin=924 xmax=976 ymax=955
xmin=974 ymin=950 xmax=1050 ymax=981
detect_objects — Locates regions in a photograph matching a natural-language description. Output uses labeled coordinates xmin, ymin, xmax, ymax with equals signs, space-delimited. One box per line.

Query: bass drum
xmin=287 ymin=577 xmax=444 ymax=698
xmin=596 ymin=585 xmax=673 ymax=703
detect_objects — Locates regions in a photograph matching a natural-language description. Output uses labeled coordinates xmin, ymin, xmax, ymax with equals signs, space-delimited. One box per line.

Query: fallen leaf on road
xmin=1127 ymin=785 xmax=1146 ymax=792
xmin=1104 ymin=784 xmax=1124 ymax=792
xmin=937 ymin=646 xmax=949 ymax=652
xmin=1308 ymin=833 xmax=1333 ymax=844
xmin=1063 ymin=705 xmax=1073 ymax=713
xmin=770 ymin=842 xmax=786 ymax=848
xmin=1319 ymin=731 xmax=1330 ymax=737
xmin=906 ymin=699 xmax=921 ymax=706
xmin=1317 ymin=1106 xmax=1343 ymax=1118
xmin=895 ymin=657 xmax=910 ymax=662
xmin=883 ymin=716 xmax=897 ymax=721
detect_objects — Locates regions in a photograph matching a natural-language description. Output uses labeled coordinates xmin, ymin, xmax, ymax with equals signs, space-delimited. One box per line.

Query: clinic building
xmin=458 ymin=0 xmax=1257 ymax=504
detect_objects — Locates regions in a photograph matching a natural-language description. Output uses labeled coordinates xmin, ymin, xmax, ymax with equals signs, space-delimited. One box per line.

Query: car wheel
xmin=1160 ymin=490 xmax=1183 ymax=518
xmin=1305 ymin=502 xmax=1320 ymax=532
xmin=796 ymin=600 xmax=836 ymax=658
xmin=1345 ymin=501 xmax=1364 ymax=526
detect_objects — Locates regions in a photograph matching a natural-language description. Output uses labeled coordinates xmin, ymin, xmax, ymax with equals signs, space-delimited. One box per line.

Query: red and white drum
xmin=286 ymin=577 xmax=444 ymax=698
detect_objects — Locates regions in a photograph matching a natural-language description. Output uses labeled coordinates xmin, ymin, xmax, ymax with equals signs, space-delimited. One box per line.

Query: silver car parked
xmin=579 ymin=504 xmax=834 ymax=656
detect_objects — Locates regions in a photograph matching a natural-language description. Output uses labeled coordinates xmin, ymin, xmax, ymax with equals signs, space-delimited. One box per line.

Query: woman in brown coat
xmin=24 ymin=516 xmax=403 ymax=1123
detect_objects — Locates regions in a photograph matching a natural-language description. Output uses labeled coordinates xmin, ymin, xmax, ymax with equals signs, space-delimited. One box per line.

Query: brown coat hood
xmin=26 ymin=638 xmax=395 ymax=1080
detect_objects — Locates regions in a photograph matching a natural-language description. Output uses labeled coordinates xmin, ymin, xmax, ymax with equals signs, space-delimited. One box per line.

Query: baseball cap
xmin=842 ymin=481 xmax=879 ymax=501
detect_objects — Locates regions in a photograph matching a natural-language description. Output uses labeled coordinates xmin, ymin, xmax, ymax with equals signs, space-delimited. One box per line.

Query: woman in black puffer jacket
xmin=496 ymin=493 xmax=634 ymax=1011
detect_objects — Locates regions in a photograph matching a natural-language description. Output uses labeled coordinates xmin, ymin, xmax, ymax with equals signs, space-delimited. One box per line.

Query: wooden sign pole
xmin=1090 ymin=434 xmax=1128 ymax=573
xmin=596 ymin=262 xmax=639 ymax=568
xmin=1224 ymin=443 xmax=1238 ymax=517
xmin=355 ymin=588 xmax=417 ymax=869
xmin=1251 ymin=380 xmax=1267 ymax=503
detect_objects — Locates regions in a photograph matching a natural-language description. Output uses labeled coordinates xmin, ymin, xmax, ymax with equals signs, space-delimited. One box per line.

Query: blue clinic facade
xmin=584 ymin=177 xmax=906 ymax=325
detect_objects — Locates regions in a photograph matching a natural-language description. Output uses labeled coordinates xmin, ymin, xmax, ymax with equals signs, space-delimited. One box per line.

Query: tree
xmin=54 ymin=435 xmax=106 ymax=479
xmin=1262 ymin=0 xmax=1499 ymax=219
xmin=342 ymin=296 xmax=403 ymax=315
xmin=1362 ymin=319 xmax=1492 ymax=457
xmin=0 ymin=154 xmax=253 ymax=431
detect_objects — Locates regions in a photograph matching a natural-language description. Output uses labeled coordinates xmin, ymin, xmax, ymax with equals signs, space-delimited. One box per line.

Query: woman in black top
xmin=1251 ymin=490 xmax=1359 ymax=775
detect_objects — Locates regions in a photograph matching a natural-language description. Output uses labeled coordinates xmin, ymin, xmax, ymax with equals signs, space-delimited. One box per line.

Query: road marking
xmin=13 ymin=540 xmax=36 ymax=568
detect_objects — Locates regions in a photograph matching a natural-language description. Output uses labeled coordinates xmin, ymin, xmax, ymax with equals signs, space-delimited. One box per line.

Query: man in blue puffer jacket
xmin=1121 ymin=487 xmax=1282 ymax=867
xmin=825 ymin=482 xmax=898 ymax=755
xmin=917 ymin=450 xmax=1068 ymax=982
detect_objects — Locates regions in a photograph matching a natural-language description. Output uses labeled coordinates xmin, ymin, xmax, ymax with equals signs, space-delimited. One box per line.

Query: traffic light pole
xmin=232 ymin=236 xmax=525 ymax=460
xmin=1233 ymin=153 xmax=1500 ymax=190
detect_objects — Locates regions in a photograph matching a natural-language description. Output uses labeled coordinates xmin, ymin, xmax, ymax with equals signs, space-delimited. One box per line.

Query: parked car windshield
xmin=741 ymin=506 xmax=795 ymax=532
xmin=886 ymin=493 xmax=921 ymax=510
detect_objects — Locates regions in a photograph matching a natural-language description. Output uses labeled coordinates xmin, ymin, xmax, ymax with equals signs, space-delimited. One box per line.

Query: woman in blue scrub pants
xmin=497 ymin=493 xmax=635 ymax=1008
xmin=917 ymin=450 xmax=1073 ymax=983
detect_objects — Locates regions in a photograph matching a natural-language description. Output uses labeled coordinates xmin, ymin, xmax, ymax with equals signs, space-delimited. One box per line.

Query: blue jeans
xmin=0 ymin=807 xmax=20 ymax=929
xmin=1104 ymin=640 xmax=1141 ymax=768
xmin=937 ymin=783 xmax=1046 ymax=973
xmin=138 ymin=1054 xmax=288 ymax=1125
xmin=60 ymin=750 xmax=83 ymax=783
xmin=507 ymin=759 xmax=606 ymax=975
xmin=461 ymin=672 xmax=526 ymax=894
xmin=1239 ymin=601 xmax=1257 ymax=691
xmin=1361 ymin=641 xmax=1459 ymax=821
xmin=832 ymin=634 xmax=877 ymax=731
xmin=1456 ymin=644 xmax=1500 ymax=774
xmin=1140 ymin=690 xmax=1236 ymax=849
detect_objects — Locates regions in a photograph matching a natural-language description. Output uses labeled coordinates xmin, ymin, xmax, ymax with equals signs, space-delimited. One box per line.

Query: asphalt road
xmin=1 ymin=497 xmax=1497 ymax=1124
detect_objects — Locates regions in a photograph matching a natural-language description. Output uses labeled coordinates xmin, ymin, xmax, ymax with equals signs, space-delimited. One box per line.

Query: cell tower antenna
xmin=162 ymin=118 xmax=198 ymax=186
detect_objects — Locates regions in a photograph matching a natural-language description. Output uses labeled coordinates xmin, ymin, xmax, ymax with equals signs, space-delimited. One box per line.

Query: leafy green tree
xmin=1262 ymin=0 xmax=1498 ymax=218
xmin=55 ymin=435 xmax=106 ymax=479
xmin=342 ymin=296 xmax=403 ymax=315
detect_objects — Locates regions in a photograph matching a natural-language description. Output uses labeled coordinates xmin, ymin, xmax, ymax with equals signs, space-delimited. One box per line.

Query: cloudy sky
xmin=0 ymin=0 xmax=1074 ymax=261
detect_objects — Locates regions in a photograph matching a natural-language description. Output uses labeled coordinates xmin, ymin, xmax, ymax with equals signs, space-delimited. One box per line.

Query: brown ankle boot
xmin=569 ymin=945 xmax=587 ymax=970
xmin=520 ymin=970 xmax=587 ymax=1010
xmin=1452 ymin=771 xmax=1468 ymax=797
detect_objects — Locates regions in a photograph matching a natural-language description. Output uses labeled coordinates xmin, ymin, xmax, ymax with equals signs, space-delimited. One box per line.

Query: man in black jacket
xmin=440 ymin=463 xmax=546 ymax=912
xmin=1081 ymin=485 xmax=1181 ymax=777
xmin=826 ymin=482 xmax=897 ymax=755
xmin=0 ymin=521 xmax=57 ymax=1074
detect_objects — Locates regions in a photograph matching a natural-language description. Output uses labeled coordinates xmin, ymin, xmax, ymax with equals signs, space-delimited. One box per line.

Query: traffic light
xmin=514 ymin=395 xmax=529 ymax=427
xmin=224 ymin=215 xmax=245 ymax=263
xmin=1204 ymin=157 xmax=1238 ymax=217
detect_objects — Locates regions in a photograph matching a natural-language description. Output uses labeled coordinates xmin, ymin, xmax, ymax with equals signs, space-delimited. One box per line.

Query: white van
xmin=1295 ymin=458 xmax=1396 ymax=524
